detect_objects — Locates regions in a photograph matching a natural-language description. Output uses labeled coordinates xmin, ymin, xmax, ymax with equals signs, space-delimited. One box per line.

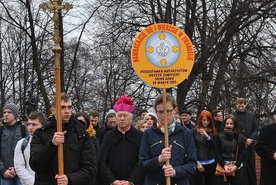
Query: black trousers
xmin=241 ymin=148 xmax=257 ymax=185
xmin=190 ymin=161 xmax=216 ymax=185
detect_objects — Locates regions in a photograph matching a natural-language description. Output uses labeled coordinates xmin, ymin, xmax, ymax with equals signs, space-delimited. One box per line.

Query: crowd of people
xmin=0 ymin=93 xmax=274 ymax=185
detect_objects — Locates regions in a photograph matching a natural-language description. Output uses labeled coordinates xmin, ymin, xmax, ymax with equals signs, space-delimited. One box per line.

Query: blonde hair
xmin=135 ymin=119 xmax=147 ymax=130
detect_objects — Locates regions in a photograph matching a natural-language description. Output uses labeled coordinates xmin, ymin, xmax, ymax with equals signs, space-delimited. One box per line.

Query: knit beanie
xmin=3 ymin=103 xmax=20 ymax=120
xmin=105 ymin=109 xmax=116 ymax=120
xmin=144 ymin=112 xmax=158 ymax=120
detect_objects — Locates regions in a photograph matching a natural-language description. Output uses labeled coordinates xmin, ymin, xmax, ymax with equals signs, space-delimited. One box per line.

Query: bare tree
xmin=0 ymin=0 xmax=275 ymax=125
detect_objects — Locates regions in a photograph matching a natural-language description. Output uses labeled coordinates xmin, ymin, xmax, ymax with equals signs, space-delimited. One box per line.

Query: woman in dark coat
xmin=191 ymin=110 xmax=216 ymax=185
xmin=215 ymin=114 xmax=245 ymax=185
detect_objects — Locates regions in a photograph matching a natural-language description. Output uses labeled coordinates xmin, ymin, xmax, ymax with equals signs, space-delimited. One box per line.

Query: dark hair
xmin=51 ymin=93 xmax=71 ymax=107
xmin=89 ymin=110 xmax=99 ymax=117
xmin=236 ymin=97 xmax=246 ymax=104
xmin=221 ymin=114 xmax=243 ymax=144
xmin=195 ymin=110 xmax=216 ymax=136
xmin=139 ymin=109 xmax=148 ymax=116
xmin=28 ymin=111 xmax=47 ymax=125
xmin=75 ymin=112 xmax=90 ymax=125
xmin=75 ymin=112 xmax=90 ymax=129
xmin=212 ymin=109 xmax=222 ymax=117
xmin=154 ymin=93 xmax=177 ymax=110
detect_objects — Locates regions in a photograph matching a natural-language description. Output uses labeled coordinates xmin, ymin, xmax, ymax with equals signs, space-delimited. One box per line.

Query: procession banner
xmin=131 ymin=23 xmax=195 ymax=185
xmin=131 ymin=23 xmax=194 ymax=89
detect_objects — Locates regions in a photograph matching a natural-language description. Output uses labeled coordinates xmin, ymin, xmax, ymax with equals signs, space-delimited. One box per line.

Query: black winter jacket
xmin=97 ymin=126 xmax=144 ymax=185
xmin=192 ymin=129 xmax=215 ymax=161
xmin=30 ymin=117 xmax=97 ymax=185
xmin=255 ymin=123 xmax=276 ymax=185
xmin=215 ymin=132 xmax=245 ymax=168
xmin=232 ymin=110 xmax=259 ymax=146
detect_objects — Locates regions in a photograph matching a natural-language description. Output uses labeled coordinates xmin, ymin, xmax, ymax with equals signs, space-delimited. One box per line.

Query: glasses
xmin=116 ymin=113 xmax=130 ymax=118
xmin=156 ymin=109 xmax=174 ymax=115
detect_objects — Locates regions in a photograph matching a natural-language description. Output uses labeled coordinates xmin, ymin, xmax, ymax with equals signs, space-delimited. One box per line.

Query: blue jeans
xmin=0 ymin=178 xmax=22 ymax=185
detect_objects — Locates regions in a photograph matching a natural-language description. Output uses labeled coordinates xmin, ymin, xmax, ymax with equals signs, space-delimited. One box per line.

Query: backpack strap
xmin=21 ymin=136 xmax=30 ymax=168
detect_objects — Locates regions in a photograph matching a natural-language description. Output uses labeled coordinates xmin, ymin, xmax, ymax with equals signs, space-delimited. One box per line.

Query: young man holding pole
xmin=30 ymin=93 xmax=97 ymax=185
xmin=139 ymin=93 xmax=197 ymax=185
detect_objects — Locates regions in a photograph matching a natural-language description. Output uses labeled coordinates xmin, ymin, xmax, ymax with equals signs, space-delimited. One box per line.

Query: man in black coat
xmin=232 ymin=97 xmax=259 ymax=185
xmin=30 ymin=93 xmax=97 ymax=185
xmin=97 ymin=96 xmax=144 ymax=185
xmin=255 ymin=108 xmax=276 ymax=185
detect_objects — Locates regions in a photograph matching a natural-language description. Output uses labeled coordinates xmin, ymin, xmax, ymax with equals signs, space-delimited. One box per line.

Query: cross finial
xmin=39 ymin=0 xmax=73 ymax=49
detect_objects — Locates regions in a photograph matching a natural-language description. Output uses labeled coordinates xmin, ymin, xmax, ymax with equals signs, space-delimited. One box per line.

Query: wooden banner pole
xmin=162 ymin=89 xmax=171 ymax=185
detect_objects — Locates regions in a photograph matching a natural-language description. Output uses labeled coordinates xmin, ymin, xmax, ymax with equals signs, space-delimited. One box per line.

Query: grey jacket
xmin=0 ymin=121 xmax=29 ymax=176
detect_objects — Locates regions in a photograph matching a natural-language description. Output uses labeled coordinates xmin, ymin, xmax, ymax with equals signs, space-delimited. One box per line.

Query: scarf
xmin=222 ymin=127 xmax=237 ymax=140
xmin=157 ymin=119 xmax=176 ymax=134
xmin=86 ymin=122 xmax=96 ymax=137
